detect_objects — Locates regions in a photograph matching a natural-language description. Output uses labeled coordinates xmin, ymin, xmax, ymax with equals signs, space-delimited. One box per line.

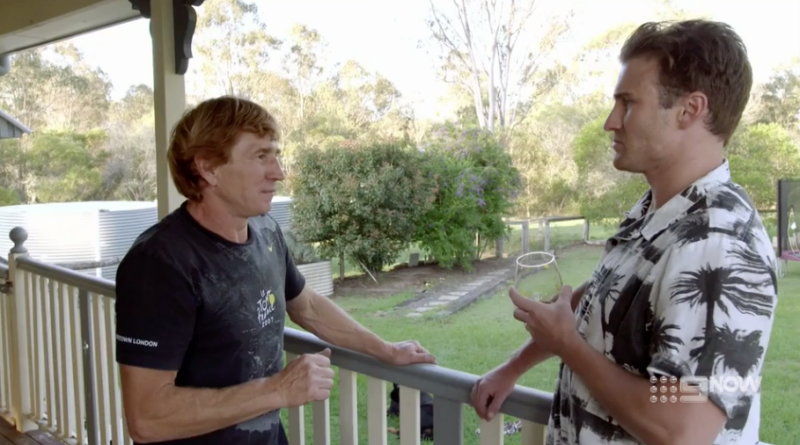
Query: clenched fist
xmin=274 ymin=348 xmax=335 ymax=408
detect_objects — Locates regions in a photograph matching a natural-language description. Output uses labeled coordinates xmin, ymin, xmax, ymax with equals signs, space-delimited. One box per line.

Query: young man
xmin=471 ymin=20 xmax=778 ymax=444
xmin=114 ymin=96 xmax=436 ymax=445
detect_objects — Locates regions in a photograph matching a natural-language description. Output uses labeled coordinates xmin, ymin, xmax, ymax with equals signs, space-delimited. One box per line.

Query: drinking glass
xmin=514 ymin=251 xmax=563 ymax=301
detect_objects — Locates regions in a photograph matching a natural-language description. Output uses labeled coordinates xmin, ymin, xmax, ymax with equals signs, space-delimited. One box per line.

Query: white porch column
xmin=150 ymin=0 xmax=188 ymax=219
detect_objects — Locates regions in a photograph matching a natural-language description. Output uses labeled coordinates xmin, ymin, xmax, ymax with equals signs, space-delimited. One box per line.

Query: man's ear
xmin=677 ymin=91 xmax=709 ymax=130
xmin=194 ymin=156 xmax=218 ymax=187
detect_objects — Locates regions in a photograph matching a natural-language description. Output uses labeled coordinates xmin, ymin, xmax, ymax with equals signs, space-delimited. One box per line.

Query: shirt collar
xmin=616 ymin=159 xmax=732 ymax=242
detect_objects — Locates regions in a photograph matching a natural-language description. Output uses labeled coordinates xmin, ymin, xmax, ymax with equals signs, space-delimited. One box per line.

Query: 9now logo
xmin=649 ymin=375 xmax=761 ymax=403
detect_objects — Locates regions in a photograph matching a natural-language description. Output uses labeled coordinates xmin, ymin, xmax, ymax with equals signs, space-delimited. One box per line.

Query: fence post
xmin=543 ymin=220 xmax=551 ymax=252
xmin=7 ymin=227 xmax=36 ymax=432
xmin=521 ymin=221 xmax=530 ymax=254
xmin=495 ymin=237 xmax=504 ymax=258
xmin=582 ymin=219 xmax=590 ymax=243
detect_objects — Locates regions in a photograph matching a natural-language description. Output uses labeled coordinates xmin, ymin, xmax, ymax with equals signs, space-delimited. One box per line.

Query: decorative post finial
xmin=9 ymin=226 xmax=28 ymax=254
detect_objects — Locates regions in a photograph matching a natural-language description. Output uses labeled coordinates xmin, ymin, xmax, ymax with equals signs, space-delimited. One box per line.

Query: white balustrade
xmin=0 ymin=227 xmax=552 ymax=445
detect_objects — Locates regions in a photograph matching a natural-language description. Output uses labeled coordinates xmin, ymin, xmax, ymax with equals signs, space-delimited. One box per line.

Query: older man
xmin=114 ymin=96 xmax=436 ymax=445
xmin=472 ymin=20 xmax=777 ymax=445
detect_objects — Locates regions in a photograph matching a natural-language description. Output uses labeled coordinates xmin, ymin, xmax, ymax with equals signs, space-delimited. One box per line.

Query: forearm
xmin=504 ymin=282 xmax=588 ymax=376
xmin=561 ymin=338 xmax=710 ymax=445
xmin=128 ymin=377 xmax=282 ymax=443
xmin=290 ymin=293 xmax=389 ymax=359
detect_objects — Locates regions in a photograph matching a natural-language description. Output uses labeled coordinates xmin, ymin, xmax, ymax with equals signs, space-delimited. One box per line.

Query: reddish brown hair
xmin=620 ymin=20 xmax=753 ymax=145
xmin=167 ymin=96 xmax=281 ymax=201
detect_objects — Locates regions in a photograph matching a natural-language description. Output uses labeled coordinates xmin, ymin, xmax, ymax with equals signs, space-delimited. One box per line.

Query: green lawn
xmin=283 ymin=243 xmax=798 ymax=445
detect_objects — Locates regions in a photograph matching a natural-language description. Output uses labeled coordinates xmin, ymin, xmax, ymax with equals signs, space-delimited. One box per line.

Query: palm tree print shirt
xmin=547 ymin=160 xmax=778 ymax=444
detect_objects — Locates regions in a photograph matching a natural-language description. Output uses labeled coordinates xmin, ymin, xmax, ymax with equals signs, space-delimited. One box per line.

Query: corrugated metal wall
xmin=98 ymin=206 xmax=158 ymax=280
xmin=298 ymin=262 xmax=334 ymax=297
xmin=0 ymin=201 xmax=157 ymax=278
xmin=268 ymin=196 xmax=292 ymax=231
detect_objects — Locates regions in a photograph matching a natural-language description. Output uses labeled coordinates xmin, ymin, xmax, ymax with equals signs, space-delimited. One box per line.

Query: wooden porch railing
xmin=0 ymin=226 xmax=553 ymax=445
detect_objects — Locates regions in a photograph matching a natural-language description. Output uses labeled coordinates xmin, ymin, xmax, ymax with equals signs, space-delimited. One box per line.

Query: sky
xmin=64 ymin=0 xmax=800 ymax=120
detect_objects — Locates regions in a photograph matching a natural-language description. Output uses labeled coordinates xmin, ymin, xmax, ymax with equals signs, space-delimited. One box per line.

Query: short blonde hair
xmin=167 ymin=96 xmax=281 ymax=201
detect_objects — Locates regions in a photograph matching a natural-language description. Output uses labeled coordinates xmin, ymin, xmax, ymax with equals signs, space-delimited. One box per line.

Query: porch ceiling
xmin=0 ymin=0 xmax=140 ymax=55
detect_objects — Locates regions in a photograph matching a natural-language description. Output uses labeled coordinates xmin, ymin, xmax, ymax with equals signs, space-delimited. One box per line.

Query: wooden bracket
xmin=129 ymin=0 xmax=205 ymax=75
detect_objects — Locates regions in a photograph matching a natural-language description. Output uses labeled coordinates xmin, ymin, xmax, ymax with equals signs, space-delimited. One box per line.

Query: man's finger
xmin=415 ymin=343 xmax=431 ymax=354
xmin=513 ymin=308 xmax=534 ymax=325
xmin=525 ymin=324 xmax=535 ymax=337
xmin=416 ymin=351 xmax=437 ymax=364
xmin=486 ymin=391 xmax=505 ymax=420
xmin=557 ymin=285 xmax=573 ymax=303
xmin=473 ymin=387 xmax=489 ymax=419
xmin=509 ymin=287 xmax=543 ymax=312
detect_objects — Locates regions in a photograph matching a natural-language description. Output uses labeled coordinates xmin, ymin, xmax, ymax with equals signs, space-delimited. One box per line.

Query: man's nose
xmin=270 ymin=159 xmax=286 ymax=181
xmin=604 ymin=105 xmax=622 ymax=132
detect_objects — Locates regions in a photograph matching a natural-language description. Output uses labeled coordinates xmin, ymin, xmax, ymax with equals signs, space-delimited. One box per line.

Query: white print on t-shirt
xmin=116 ymin=334 xmax=158 ymax=348
xmin=257 ymin=289 xmax=276 ymax=328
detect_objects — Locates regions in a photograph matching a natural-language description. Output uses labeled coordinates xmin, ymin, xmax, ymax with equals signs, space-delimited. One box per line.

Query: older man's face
xmin=210 ymin=132 xmax=285 ymax=218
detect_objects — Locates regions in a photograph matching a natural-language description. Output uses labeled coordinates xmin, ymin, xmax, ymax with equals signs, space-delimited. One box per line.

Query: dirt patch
xmin=330 ymin=243 xmax=601 ymax=300
xmin=331 ymin=256 xmax=518 ymax=299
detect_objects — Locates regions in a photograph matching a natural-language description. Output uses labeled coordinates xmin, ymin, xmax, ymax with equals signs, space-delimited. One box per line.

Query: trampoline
xmin=777 ymin=178 xmax=800 ymax=276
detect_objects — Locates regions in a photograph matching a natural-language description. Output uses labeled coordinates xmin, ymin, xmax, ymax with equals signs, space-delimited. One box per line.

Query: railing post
xmin=79 ymin=288 xmax=100 ymax=445
xmin=433 ymin=398 xmax=463 ymax=444
xmin=7 ymin=227 xmax=36 ymax=432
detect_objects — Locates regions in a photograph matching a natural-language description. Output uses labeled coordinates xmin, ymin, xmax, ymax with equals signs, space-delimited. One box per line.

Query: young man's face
xmin=604 ymin=56 xmax=683 ymax=175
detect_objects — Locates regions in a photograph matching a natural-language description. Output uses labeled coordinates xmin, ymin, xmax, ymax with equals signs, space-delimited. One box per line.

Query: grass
xmin=284 ymin=218 xmax=797 ymax=445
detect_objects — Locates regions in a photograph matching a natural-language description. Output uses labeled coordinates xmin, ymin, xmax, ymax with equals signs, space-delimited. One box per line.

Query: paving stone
xmin=439 ymin=295 xmax=460 ymax=301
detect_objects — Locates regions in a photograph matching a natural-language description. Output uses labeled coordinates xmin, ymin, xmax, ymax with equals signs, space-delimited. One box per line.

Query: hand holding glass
xmin=514 ymin=251 xmax=563 ymax=302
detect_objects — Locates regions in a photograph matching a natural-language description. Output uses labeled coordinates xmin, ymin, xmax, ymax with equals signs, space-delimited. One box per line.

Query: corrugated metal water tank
xmin=0 ymin=201 xmax=157 ymax=280
xmin=268 ymin=196 xmax=292 ymax=231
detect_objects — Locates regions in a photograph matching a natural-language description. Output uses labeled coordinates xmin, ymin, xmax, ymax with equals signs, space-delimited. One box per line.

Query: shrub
xmin=572 ymin=115 xmax=648 ymax=223
xmin=289 ymin=139 xmax=435 ymax=274
xmin=415 ymin=124 xmax=520 ymax=269
xmin=283 ymin=229 xmax=322 ymax=265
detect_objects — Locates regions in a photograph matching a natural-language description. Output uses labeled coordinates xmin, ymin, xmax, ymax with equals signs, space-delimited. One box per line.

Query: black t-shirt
xmin=114 ymin=202 xmax=306 ymax=445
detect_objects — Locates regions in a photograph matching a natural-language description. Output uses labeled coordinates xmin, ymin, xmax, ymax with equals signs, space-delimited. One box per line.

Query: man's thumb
xmin=318 ymin=348 xmax=332 ymax=358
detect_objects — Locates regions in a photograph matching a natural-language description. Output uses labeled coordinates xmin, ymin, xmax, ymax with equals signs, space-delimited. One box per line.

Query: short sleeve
xmin=646 ymin=232 xmax=777 ymax=421
xmin=114 ymin=250 xmax=196 ymax=371
xmin=276 ymin=225 xmax=306 ymax=301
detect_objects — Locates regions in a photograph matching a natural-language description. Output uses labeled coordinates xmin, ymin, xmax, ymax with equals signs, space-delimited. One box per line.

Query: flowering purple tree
xmin=415 ymin=123 xmax=521 ymax=269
